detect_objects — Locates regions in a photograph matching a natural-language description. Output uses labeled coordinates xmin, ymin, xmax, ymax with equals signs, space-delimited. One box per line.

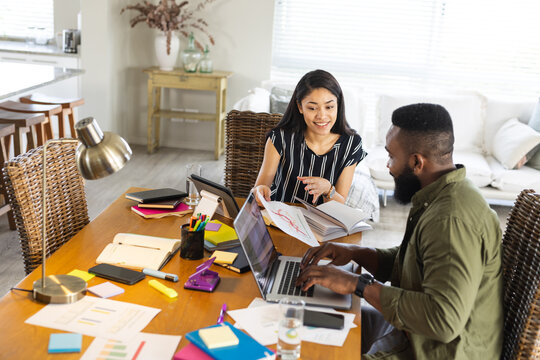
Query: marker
xmin=148 ymin=279 xmax=178 ymax=298
xmin=142 ymin=268 xmax=179 ymax=282
xmin=217 ymin=303 xmax=227 ymax=324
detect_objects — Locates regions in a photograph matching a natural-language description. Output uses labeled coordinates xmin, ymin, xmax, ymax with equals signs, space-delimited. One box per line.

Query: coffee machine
xmin=62 ymin=29 xmax=80 ymax=54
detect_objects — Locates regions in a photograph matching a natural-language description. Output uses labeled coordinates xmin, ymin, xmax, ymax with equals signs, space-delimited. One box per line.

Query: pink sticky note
xmin=87 ymin=282 xmax=124 ymax=298
xmin=205 ymin=222 xmax=222 ymax=232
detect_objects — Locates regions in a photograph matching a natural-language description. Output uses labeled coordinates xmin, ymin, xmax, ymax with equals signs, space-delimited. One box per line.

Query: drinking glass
xmin=277 ymin=298 xmax=304 ymax=359
xmin=184 ymin=163 xmax=202 ymax=206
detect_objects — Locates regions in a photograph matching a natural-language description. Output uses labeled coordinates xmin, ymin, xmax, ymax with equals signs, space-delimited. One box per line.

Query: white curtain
xmin=0 ymin=0 xmax=54 ymax=41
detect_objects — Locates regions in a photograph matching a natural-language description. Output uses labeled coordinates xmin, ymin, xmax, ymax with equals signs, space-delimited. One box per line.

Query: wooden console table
xmin=143 ymin=68 xmax=232 ymax=159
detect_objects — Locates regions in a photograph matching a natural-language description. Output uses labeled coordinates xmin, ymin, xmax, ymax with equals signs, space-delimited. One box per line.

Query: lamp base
xmin=33 ymin=275 xmax=86 ymax=304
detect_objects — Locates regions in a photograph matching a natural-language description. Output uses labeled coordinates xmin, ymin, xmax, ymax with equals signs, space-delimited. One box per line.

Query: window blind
xmin=272 ymin=0 xmax=540 ymax=133
xmin=0 ymin=0 xmax=54 ymax=41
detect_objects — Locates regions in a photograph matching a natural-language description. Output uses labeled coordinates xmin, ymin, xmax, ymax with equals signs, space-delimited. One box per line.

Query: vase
xmin=181 ymin=32 xmax=202 ymax=73
xmin=154 ymin=33 xmax=180 ymax=71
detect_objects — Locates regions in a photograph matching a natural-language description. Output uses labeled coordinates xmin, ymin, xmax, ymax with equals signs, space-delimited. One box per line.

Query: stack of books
xmin=203 ymin=220 xmax=240 ymax=251
xmin=126 ymin=188 xmax=192 ymax=219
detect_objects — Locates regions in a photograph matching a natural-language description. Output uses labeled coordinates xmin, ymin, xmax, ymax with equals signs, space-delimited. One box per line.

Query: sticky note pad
xmin=198 ymin=324 xmax=239 ymax=349
xmin=212 ymin=250 xmax=238 ymax=265
xmin=205 ymin=221 xmax=222 ymax=232
xmin=48 ymin=333 xmax=82 ymax=353
xmin=68 ymin=269 xmax=95 ymax=282
xmin=87 ymin=281 xmax=124 ymax=298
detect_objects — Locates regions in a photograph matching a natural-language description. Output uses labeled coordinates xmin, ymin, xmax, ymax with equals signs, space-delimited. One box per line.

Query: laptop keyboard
xmin=277 ymin=261 xmax=314 ymax=297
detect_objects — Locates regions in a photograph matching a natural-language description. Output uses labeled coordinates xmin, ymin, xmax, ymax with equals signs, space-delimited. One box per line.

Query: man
xmin=296 ymin=103 xmax=503 ymax=359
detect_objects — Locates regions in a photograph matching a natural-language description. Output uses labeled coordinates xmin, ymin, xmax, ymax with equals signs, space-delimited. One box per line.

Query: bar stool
xmin=0 ymin=123 xmax=16 ymax=229
xmin=19 ymin=93 xmax=84 ymax=138
xmin=0 ymin=100 xmax=62 ymax=144
xmin=0 ymin=110 xmax=46 ymax=156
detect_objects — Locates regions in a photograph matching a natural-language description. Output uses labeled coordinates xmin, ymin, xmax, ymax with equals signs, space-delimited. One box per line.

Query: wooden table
xmin=143 ymin=68 xmax=233 ymax=159
xmin=0 ymin=188 xmax=362 ymax=359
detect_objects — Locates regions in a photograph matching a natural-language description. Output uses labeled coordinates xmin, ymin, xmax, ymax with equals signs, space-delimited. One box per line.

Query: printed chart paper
xmin=81 ymin=333 xmax=181 ymax=360
xmin=25 ymin=297 xmax=160 ymax=340
xmin=257 ymin=189 xmax=319 ymax=247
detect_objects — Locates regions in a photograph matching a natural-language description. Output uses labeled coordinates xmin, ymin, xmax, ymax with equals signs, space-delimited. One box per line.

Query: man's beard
xmin=393 ymin=165 xmax=422 ymax=205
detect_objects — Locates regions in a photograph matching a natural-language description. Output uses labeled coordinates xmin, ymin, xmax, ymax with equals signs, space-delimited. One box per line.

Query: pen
xmin=148 ymin=279 xmax=178 ymax=298
xmin=217 ymin=303 xmax=227 ymax=324
xmin=142 ymin=268 xmax=179 ymax=282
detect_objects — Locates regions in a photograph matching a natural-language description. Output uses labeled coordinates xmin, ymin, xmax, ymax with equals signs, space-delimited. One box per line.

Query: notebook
xmin=211 ymin=246 xmax=250 ymax=273
xmin=185 ymin=322 xmax=273 ymax=360
xmin=233 ymin=193 xmax=352 ymax=310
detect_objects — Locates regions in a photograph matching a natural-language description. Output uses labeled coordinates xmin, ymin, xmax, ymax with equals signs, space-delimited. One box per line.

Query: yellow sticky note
xmin=68 ymin=269 xmax=95 ymax=282
xmin=199 ymin=325 xmax=239 ymax=349
xmin=212 ymin=251 xmax=238 ymax=265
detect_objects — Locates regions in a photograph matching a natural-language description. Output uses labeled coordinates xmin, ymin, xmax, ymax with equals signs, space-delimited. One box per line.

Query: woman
xmin=254 ymin=69 xmax=366 ymax=206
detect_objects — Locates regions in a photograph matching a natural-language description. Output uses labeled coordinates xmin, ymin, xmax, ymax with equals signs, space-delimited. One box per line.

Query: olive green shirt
xmin=366 ymin=166 xmax=503 ymax=359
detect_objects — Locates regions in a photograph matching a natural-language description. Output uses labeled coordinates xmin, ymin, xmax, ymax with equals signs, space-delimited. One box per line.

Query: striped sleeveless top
xmin=267 ymin=128 xmax=367 ymax=205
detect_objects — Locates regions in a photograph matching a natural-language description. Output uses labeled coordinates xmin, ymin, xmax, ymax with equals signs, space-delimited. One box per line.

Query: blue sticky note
xmin=48 ymin=333 xmax=82 ymax=353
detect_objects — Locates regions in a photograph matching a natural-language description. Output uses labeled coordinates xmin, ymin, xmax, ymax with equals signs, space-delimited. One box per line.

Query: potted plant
xmin=121 ymin=0 xmax=215 ymax=70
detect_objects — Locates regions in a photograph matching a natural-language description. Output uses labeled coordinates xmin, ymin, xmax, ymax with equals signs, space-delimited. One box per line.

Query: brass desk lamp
xmin=33 ymin=117 xmax=132 ymax=304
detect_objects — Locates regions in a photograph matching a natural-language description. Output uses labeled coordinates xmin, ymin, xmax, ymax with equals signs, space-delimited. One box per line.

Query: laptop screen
xmin=233 ymin=193 xmax=278 ymax=295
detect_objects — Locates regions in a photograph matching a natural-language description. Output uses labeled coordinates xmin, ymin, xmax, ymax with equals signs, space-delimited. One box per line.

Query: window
xmin=0 ymin=0 xmax=54 ymax=41
xmin=272 ymin=0 xmax=540 ymax=133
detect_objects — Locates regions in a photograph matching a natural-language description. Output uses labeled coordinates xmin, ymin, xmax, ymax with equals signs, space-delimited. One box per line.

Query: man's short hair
xmin=392 ymin=103 xmax=454 ymax=163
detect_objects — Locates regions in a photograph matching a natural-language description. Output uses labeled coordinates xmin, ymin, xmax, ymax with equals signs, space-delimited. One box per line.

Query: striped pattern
xmin=269 ymin=129 xmax=366 ymax=204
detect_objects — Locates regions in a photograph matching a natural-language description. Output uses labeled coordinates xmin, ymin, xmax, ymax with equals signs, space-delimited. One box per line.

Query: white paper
xmin=228 ymin=302 xmax=356 ymax=347
xmin=25 ymin=297 xmax=160 ymax=340
xmin=81 ymin=333 xmax=181 ymax=360
xmin=257 ymin=190 xmax=319 ymax=247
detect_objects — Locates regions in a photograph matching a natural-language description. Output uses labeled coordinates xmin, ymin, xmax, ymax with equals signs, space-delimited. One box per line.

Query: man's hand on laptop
xmin=296 ymin=264 xmax=358 ymax=294
xmin=300 ymin=243 xmax=358 ymax=268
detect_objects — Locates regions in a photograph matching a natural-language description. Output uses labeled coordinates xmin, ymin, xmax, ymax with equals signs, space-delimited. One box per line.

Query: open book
xmin=295 ymin=197 xmax=372 ymax=241
xmin=96 ymin=233 xmax=181 ymax=270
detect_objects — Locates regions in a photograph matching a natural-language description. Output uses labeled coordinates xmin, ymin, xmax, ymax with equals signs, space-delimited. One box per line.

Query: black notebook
xmin=212 ymin=246 xmax=250 ymax=273
xmin=125 ymin=188 xmax=186 ymax=204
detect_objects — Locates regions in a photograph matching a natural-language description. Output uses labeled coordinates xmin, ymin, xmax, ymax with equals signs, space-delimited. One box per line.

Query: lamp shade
xmin=74 ymin=117 xmax=132 ymax=180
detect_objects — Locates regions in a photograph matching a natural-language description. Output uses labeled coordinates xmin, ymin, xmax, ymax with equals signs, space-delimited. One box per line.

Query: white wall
xmin=78 ymin=0 xmax=275 ymax=151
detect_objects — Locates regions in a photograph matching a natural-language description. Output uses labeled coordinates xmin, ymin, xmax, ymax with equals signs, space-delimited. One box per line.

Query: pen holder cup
xmin=180 ymin=224 xmax=204 ymax=260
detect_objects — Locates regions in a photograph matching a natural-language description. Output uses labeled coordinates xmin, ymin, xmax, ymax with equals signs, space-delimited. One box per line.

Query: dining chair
xmin=223 ymin=110 xmax=281 ymax=198
xmin=0 ymin=123 xmax=16 ymax=229
xmin=501 ymin=189 xmax=540 ymax=360
xmin=3 ymin=142 xmax=89 ymax=274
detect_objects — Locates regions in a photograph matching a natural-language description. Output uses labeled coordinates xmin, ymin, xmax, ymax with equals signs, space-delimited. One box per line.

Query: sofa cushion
xmin=453 ymin=151 xmax=492 ymax=188
xmin=526 ymin=150 xmax=540 ymax=170
xmin=377 ymin=93 xmax=484 ymax=152
xmin=364 ymin=146 xmax=392 ymax=182
xmin=488 ymin=156 xmax=540 ymax=192
xmin=270 ymin=86 xmax=294 ymax=114
xmin=492 ymin=118 xmax=540 ymax=169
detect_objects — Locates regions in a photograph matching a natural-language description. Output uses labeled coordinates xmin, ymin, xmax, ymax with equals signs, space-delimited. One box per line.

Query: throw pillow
xmin=492 ymin=118 xmax=540 ymax=169
xmin=526 ymin=147 xmax=540 ymax=170
xmin=270 ymin=87 xmax=294 ymax=114
xmin=529 ymin=97 xmax=540 ymax=132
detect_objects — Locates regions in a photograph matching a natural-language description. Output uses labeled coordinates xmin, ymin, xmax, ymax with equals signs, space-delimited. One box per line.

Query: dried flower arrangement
xmin=121 ymin=0 xmax=216 ymax=54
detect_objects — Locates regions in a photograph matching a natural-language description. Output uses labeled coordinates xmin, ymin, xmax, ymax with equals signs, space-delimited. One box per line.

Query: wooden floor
xmin=0 ymin=145 xmax=512 ymax=296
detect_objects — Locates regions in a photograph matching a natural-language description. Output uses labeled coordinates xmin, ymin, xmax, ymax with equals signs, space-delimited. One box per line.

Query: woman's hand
xmin=252 ymin=185 xmax=271 ymax=207
xmin=297 ymin=176 xmax=332 ymax=204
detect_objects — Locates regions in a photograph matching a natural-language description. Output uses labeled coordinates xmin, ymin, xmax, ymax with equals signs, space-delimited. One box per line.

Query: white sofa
xmin=366 ymin=93 xmax=540 ymax=205
xmin=233 ymin=86 xmax=540 ymax=206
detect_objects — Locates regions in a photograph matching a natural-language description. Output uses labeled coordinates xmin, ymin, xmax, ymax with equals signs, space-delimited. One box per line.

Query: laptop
xmin=233 ymin=193 xmax=352 ymax=310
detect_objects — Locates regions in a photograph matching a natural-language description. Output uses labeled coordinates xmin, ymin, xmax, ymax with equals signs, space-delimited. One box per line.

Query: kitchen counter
xmin=0 ymin=61 xmax=84 ymax=100
xmin=0 ymin=40 xmax=79 ymax=58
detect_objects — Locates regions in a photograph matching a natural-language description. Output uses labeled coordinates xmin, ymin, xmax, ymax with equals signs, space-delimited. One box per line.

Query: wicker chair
xmin=3 ymin=142 xmax=89 ymax=274
xmin=501 ymin=189 xmax=540 ymax=360
xmin=224 ymin=110 xmax=281 ymax=197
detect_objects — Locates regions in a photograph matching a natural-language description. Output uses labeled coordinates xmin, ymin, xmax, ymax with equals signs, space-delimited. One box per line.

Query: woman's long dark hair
xmin=275 ymin=69 xmax=355 ymax=137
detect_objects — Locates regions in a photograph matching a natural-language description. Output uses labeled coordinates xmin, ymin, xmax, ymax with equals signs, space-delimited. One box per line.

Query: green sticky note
xmin=68 ymin=269 xmax=95 ymax=282
xmin=48 ymin=333 xmax=82 ymax=353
